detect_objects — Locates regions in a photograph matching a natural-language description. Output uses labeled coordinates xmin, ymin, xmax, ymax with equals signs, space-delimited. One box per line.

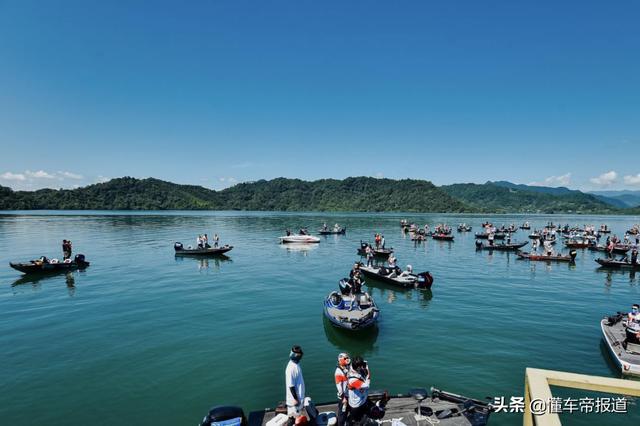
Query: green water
xmin=1 ymin=211 xmax=639 ymax=425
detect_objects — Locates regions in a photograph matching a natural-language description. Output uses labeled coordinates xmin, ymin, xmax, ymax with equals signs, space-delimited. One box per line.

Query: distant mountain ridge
xmin=1 ymin=177 xmax=638 ymax=214
xmin=0 ymin=176 xmax=468 ymax=212
xmin=588 ymin=190 xmax=640 ymax=208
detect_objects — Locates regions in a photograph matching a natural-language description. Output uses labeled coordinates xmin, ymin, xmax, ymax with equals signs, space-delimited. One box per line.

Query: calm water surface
xmin=1 ymin=211 xmax=639 ymax=425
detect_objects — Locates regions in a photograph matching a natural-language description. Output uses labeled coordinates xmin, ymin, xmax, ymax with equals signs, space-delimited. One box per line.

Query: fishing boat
xmin=599 ymin=225 xmax=612 ymax=234
xmin=359 ymin=264 xmax=434 ymax=289
xmin=357 ymin=242 xmax=393 ymax=258
xmin=595 ymin=258 xmax=640 ymax=270
xmin=174 ymin=242 xmax=234 ymax=256
xmin=601 ymin=313 xmax=640 ymax=376
xmin=517 ymin=251 xmax=577 ymax=262
xmin=10 ymin=254 xmax=90 ymax=274
xmin=475 ymin=241 xmax=527 ymax=251
xmin=520 ymin=222 xmax=531 ymax=230
xmin=563 ymin=239 xmax=591 ymax=249
xmin=432 ymin=233 xmax=454 ymax=241
xmin=280 ymin=235 xmax=321 ymax=244
xmin=589 ymin=245 xmax=632 ymax=255
xmin=199 ymin=387 xmax=493 ymax=426
xmin=528 ymin=232 xmax=541 ymax=240
xmin=318 ymin=227 xmax=346 ymax=235
xmin=457 ymin=224 xmax=472 ymax=232
xmin=474 ymin=232 xmax=505 ymax=240
xmin=323 ymin=284 xmax=379 ymax=331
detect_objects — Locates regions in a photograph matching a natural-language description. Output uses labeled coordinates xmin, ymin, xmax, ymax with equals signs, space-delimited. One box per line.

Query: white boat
xmin=601 ymin=315 xmax=640 ymax=376
xmin=279 ymin=235 xmax=320 ymax=244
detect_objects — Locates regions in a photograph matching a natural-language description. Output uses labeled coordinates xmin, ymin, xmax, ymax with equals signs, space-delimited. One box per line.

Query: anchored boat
xmin=359 ymin=264 xmax=434 ymax=289
xmin=318 ymin=227 xmax=346 ymax=235
xmin=323 ymin=284 xmax=379 ymax=331
xmin=10 ymin=254 xmax=90 ymax=274
xmin=174 ymin=242 xmax=233 ymax=256
xmin=357 ymin=242 xmax=393 ymax=258
xmin=601 ymin=313 xmax=640 ymax=376
xmin=595 ymin=258 xmax=640 ymax=270
xmin=475 ymin=241 xmax=527 ymax=251
xmin=517 ymin=250 xmax=577 ymax=262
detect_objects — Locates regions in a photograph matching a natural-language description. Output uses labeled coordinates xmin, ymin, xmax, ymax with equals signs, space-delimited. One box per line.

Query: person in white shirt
xmin=285 ymin=345 xmax=305 ymax=418
xmin=334 ymin=353 xmax=351 ymax=426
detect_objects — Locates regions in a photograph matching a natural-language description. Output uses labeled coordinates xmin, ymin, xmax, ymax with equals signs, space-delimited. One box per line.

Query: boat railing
xmin=523 ymin=367 xmax=640 ymax=425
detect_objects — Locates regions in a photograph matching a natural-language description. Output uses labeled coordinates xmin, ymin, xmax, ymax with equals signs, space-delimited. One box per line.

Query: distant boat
xmin=280 ymin=235 xmax=320 ymax=244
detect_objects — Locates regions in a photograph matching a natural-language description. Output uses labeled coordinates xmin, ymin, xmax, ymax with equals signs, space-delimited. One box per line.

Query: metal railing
xmin=523 ymin=368 xmax=640 ymax=425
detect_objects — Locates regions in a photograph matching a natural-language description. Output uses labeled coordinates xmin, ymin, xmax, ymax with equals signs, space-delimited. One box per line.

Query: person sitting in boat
xmin=334 ymin=223 xmax=340 ymax=231
xmin=399 ymin=264 xmax=413 ymax=278
xmin=286 ymin=229 xmax=291 ymax=236
xmin=387 ymin=253 xmax=397 ymax=268
xmin=335 ymin=352 xmax=351 ymax=426
xmin=628 ymin=305 xmax=640 ymax=324
xmin=347 ymin=356 xmax=371 ymax=425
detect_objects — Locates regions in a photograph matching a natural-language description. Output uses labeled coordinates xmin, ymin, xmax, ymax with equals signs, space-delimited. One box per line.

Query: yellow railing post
xmin=523 ymin=368 xmax=640 ymax=425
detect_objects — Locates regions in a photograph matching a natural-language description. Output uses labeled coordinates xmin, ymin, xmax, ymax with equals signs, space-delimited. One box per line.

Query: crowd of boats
xmin=8 ymin=219 xmax=640 ymax=425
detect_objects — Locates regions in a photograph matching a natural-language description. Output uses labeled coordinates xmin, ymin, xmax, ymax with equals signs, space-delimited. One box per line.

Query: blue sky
xmin=1 ymin=0 xmax=639 ymax=191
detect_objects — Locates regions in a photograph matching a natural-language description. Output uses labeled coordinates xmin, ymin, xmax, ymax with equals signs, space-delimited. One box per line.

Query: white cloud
xmin=59 ymin=171 xmax=84 ymax=180
xmin=0 ymin=172 xmax=26 ymax=181
xmin=529 ymin=172 xmax=572 ymax=187
xmin=589 ymin=171 xmax=618 ymax=187
xmin=96 ymin=176 xmax=110 ymax=183
xmin=25 ymin=170 xmax=55 ymax=179
xmin=624 ymin=174 xmax=640 ymax=186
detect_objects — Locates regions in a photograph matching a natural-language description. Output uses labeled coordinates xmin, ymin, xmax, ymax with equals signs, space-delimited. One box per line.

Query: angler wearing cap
xmin=285 ymin=345 xmax=305 ymax=418
xmin=334 ymin=353 xmax=350 ymax=426
xmin=347 ymin=356 xmax=370 ymax=424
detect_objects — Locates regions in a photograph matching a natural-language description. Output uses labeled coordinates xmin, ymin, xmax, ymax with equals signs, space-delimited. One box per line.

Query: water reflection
xmin=322 ymin=316 xmax=379 ymax=356
xmin=596 ymin=268 xmax=639 ymax=286
xmin=363 ymin=280 xmax=433 ymax=309
xmin=174 ymin=255 xmax=232 ymax=271
xmin=278 ymin=243 xmax=319 ymax=255
xmin=11 ymin=271 xmax=79 ymax=296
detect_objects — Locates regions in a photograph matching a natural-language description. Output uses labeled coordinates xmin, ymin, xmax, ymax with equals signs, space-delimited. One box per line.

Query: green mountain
xmin=440 ymin=182 xmax=619 ymax=214
xmin=589 ymin=190 xmax=640 ymax=208
xmin=490 ymin=180 xmax=630 ymax=208
xmin=0 ymin=176 xmax=469 ymax=212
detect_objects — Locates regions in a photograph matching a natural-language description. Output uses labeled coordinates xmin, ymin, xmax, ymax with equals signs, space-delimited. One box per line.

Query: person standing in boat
xmin=532 ymin=238 xmax=538 ymax=252
xmin=203 ymin=234 xmax=210 ymax=248
xmin=62 ymin=240 xmax=72 ymax=260
xmin=488 ymin=232 xmax=495 ymax=246
xmin=347 ymin=356 xmax=371 ymax=425
xmin=214 ymin=234 xmax=219 ymax=248
xmin=631 ymin=248 xmax=638 ymax=265
xmin=365 ymin=245 xmax=374 ymax=267
xmin=628 ymin=305 xmax=640 ymax=324
xmin=544 ymin=240 xmax=553 ymax=257
xmin=380 ymin=235 xmax=385 ymax=249
xmin=334 ymin=352 xmax=351 ymax=426
xmin=388 ymin=252 xmax=397 ymax=269
xmin=285 ymin=345 xmax=305 ymax=419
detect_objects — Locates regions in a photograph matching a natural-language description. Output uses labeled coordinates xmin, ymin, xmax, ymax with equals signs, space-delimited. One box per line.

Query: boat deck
xmin=249 ymin=392 xmax=490 ymax=426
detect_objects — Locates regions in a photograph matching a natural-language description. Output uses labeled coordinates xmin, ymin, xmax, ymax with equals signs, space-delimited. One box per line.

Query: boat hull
xmin=175 ymin=245 xmax=234 ymax=256
xmin=601 ymin=318 xmax=640 ymax=376
xmin=595 ymin=258 xmax=640 ymax=270
xmin=9 ymin=260 xmax=90 ymax=274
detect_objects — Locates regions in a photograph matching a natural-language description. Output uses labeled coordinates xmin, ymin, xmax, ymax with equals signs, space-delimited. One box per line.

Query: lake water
xmin=1 ymin=211 xmax=639 ymax=425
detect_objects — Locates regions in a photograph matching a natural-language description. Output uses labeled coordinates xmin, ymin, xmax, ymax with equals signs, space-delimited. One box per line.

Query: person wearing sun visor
xmin=285 ymin=345 xmax=305 ymax=419
xmin=334 ymin=352 xmax=351 ymax=426
xmin=628 ymin=304 xmax=640 ymax=323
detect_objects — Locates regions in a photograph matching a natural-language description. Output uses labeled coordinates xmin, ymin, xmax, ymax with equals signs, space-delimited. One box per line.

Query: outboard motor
xmin=200 ymin=406 xmax=246 ymax=426
xmin=74 ymin=254 xmax=85 ymax=264
xmin=339 ymin=279 xmax=352 ymax=295
xmin=569 ymin=250 xmax=577 ymax=261
xmin=475 ymin=240 xmax=483 ymax=249
xmin=174 ymin=242 xmax=184 ymax=251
